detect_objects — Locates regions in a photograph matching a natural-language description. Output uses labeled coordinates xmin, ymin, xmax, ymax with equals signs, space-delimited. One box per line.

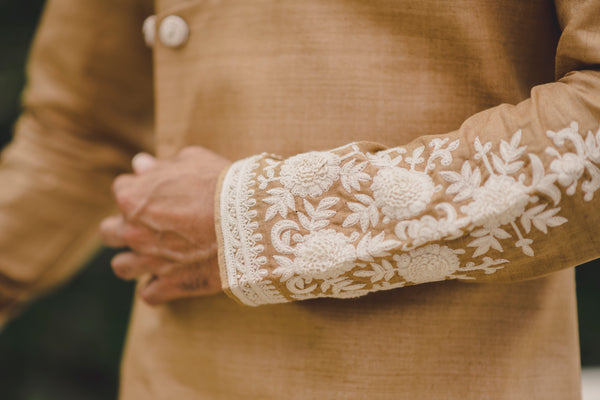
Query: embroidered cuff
xmin=217 ymin=155 xmax=286 ymax=306
xmin=216 ymin=122 xmax=600 ymax=306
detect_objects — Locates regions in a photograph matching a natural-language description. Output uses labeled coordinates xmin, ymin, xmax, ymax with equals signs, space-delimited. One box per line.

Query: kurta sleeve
xmin=0 ymin=0 xmax=154 ymax=324
xmin=215 ymin=0 xmax=600 ymax=306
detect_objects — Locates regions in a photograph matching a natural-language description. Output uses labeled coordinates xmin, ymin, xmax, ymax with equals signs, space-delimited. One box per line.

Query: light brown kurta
xmin=0 ymin=0 xmax=596 ymax=398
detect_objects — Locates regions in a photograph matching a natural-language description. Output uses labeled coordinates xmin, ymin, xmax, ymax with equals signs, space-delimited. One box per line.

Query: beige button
xmin=142 ymin=15 xmax=156 ymax=47
xmin=158 ymin=15 xmax=189 ymax=48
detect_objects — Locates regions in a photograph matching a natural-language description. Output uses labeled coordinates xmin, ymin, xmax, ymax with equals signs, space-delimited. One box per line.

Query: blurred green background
xmin=0 ymin=1 xmax=598 ymax=399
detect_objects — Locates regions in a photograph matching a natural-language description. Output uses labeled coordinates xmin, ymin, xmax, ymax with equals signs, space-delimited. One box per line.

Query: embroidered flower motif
xmin=393 ymin=244 xmax=461 ymax=284
xmin=279 ymin=151 xmax=341 ymax=197
xmin=399 ymin=215 xmax=441 ymax=242
xmin=292 ymin=229 xmax=356 ymax=280
xmin=221 ymin=123 xmax=599 ymax=305
xmin=461 ymin=175 xmax=530 ymax=229
xmin=371 ymin=167 xmax=435 ymax=220
xmin=550 ymin=152 xmax=586 ymax=192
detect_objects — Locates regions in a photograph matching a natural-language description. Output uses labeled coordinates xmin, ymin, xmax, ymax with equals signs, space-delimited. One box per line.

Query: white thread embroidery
xmin=371 ymin=168 xmax=435 ymax=221
xmin=279 ymin=151 xmax=341 ymax=197
xmin=219 ymin=155 xmax=285 ymax=306
xmin=393 ymin=244 xmax=464 ymax=284
xmin=274 ymin=229 xmax=357 ymax=280
xmin=219 ymin=122 xmax=600 ymax=305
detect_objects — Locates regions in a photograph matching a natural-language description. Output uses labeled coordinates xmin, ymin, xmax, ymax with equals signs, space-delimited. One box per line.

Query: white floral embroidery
xmin=394 ymin=203 xmax=469 ymax=249
xmin=439 ymin=130 xmax=566 ymax=257
xmin=355 ymin=232 xmax=401 ymax=262
xmin=219 ymin=123 xmax=600 ymax=306
xmin=279 ymin=151 xmax=341 ymax=197
xmin=342 ymin=194 xmax=379 ymax=232
xmin=461 ymin=175 xmax=530 ymax=229
xmin=371 ymin=168 xmax=435 ymax=221
xmin=274 ymin=229 xmax=357 ymax=281
xmin=219 ymin=155 xmax=286 ymax=306
xmin=393 ymin=244 xmax=463 ymax=284
xmin=546 ymin=122 xmax=600 ymax=201
xmin=355 ymin=245 xmax=505 ymax=284
xmin=550 ymin=153 xmax=586 ymax=193
xmin=340 ymin=158 xmax=371 ymax=193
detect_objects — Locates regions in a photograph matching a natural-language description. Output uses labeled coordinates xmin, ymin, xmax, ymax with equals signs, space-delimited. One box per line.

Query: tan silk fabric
xmin=0 ymin=0 xmax=594 ymax=398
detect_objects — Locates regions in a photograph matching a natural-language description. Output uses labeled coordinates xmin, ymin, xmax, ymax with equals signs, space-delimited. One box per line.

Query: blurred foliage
xmin=0 ymin=1 xmax=598 ymax=399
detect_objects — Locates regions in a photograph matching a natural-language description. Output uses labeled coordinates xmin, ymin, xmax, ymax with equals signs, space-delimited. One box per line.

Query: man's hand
xmin=99 ymin=147 xmax=231 ymax=305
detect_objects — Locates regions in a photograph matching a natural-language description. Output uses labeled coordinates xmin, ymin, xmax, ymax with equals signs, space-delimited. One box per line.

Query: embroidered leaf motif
xmin=529 ymin=153 xmax=560 ymax=204
xmin=263 ymin=188 xmax=295 ymax=221
xmin=491 ymin=153 xmax=507 ymax=175
xmin=585 ymin=129 xmax=600 ymax=163
xmin=297 ymin=211 xmax=329 ymax=231
xmin=474 ymin=137 xmax=492 ymax=160
xmin=317 ymin=197 xmax=340 ymax=212
xmin=340 ymin=159 xmax=371 ymax=192
xmin=343 ymin=194 xmax=379 ymax=232
xmin=273 ymin=255 xmax=295 ymax=282
xmin=356 ymin=232 xmax=401 ymax=262
xmin=521 ymin=204 xmax=567 ymax=234
xmin=459 ymin=257 xmax=508 ymax=276
xmin=425 ymin=138 xmax=460 ymax=171
xmin=441 ymin=161 xmax=481 ymax=201
xmin=342 ymin=212 xmax=361 ymax=229
xmin=323 ymin=277 xmax=366 ymax=295
xmin=468 ymin=228 xmax=507 ymax=257
xmin=304 ymin=198 xmax=338 ymax=220
xmin=353 ymin=260 xmax=396 ymax=283
xmin=406 ymin=145 xmax=425 ymax=168
xmin=515 ymin=238 xmax=534 ymax=256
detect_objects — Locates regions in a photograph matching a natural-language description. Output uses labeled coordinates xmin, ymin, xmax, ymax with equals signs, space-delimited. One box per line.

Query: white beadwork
xmin=371 ymin=167 xmax=435 ymax=220
xmin=279 ymin=151 xmax=341 ymax=197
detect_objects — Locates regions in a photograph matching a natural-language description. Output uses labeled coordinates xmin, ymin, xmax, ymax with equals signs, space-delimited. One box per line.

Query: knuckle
xmin=178 ymin=265 xmax=213 ymax=292
xmin=99 ymin=216 xmax=121 ymax=239
xmin=112 ymin=174 xmax=128 ymax=195
xmin=177 ymin=146 xmax=200 ymax=158
xmin=111 ymin=255 xmax=132 ymax=279
xmin=122 ymin=227 xmax=139 ymax=246
xmin=112 ymin=175 xmax=136 ymax=213
xmin=115 ymin=193 xmax=134 ymax=215
xmin=112 ymin=264 xmax=132 ymax=280
xmin=123 ymin=227 xmax=150 ymax=251
xmin=140 ymin=291 xmax=161 ymax=306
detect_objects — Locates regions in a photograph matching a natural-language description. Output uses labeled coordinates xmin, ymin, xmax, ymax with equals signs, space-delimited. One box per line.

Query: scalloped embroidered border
xmin=219 ymin=155 xmax=286 ymax=306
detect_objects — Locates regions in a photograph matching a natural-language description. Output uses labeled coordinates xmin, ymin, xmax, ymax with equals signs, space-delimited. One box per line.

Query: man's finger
xmin=138 ymin=259 xmax=221 ymax=305
xmin=138 ymin=276 xmax=182 ymax=305
xmin=132 ymin=152 xmax=157 ymax=174
xmin=112 ymin=173 xmax=135 ymax=197
xmin=111 ymin=252 xmax=172 ymax=280
xmin=99 ymin=215 xmax=128 ymax=247
xmin=111 ymin=173 xmax=139 ymax=216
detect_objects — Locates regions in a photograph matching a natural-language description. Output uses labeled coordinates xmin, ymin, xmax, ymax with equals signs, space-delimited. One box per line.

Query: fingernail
xmin=132 ymin=153 xmax=157 ymax=173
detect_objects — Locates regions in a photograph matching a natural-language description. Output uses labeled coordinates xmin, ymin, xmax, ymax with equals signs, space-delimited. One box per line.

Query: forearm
xmin=215 ymin=0 xmax=600 ymax=306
